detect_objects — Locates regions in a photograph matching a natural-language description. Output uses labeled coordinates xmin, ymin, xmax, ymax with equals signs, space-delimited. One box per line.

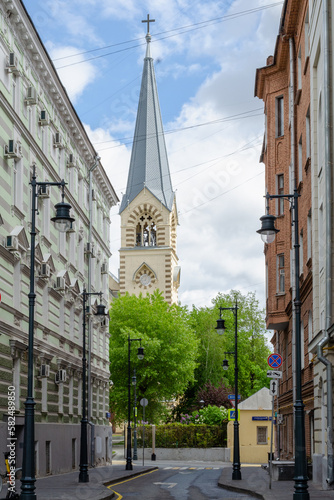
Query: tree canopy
xmin=109 ymin=291 xmax=199 ymax=423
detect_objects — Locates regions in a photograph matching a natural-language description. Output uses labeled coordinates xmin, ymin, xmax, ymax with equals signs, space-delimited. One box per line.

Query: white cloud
xmin=47 ymin=44 xmax=97 ymax=103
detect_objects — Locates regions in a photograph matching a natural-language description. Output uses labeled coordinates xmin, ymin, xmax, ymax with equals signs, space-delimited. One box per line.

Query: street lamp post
xmin=79 ymin=291 xmax=107 ymax=483
xmin=126 ymin=337 xmax=144 ymax=470
xmin=216 ymin=302 xmax=241 ymax=481
xmin=257 ymin=190 xmax=309 ymax=500
xmin=20 ymin=164 xmax=75 ymax=500
xmin=132 ymin=369 xmax=138 ymax=460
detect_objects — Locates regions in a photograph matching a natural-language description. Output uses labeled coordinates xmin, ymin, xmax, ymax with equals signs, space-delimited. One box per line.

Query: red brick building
xmin=255 ymin=0 xmax=313 ymax=460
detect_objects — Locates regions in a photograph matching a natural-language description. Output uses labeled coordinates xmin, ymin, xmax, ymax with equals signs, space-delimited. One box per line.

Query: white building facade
xmin=308 ymin=0 xmax=334 ymax=488
xmin=0 ymin=0 xmax=118 ymax=477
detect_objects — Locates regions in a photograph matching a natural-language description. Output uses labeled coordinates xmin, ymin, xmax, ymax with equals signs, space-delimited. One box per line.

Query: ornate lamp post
xmin=257 ymin=190 xmax=309 ymax=500
xmin=132 ymin=369 xmax=138 ymax=460
xmin=20 ymin=164 xmax=75 ymax=500
xmin=79 ymin=291 xmax=107 ymax=483
xmin=126 ymin=337 xmax=144 ymax=470
xmin=216 ymin=302 xmax=241 ymax=481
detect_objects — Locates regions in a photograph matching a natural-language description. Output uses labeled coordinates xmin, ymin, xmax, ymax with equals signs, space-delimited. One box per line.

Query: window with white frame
xmin=276 ymin=95 xmax=284 ymax=137
xmin=297 ymin=47 xmax=302 ymax=90
xmin=306 ymin=107 xmax=311 ymax=159
xmin=300 ymin=229 xmax=304 ymax=276
xmin=307 ymin=212 xmax=311 ymax=261
xmin=13 ymin=158 xmax=23 ymax=210
xmin=301 ymin=321 xmax=305 ymax=370
xmin=305 ymin=10 xmax=309 ymax=59
xmin=308 ymin=310 xmax=313 ymax=342
xmin=277 ymin=254 xmax=285 ymax=293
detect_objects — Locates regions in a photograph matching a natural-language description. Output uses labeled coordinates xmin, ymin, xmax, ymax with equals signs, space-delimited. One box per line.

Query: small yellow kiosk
xmin=227 ymin=387 xmax=274 ymax=464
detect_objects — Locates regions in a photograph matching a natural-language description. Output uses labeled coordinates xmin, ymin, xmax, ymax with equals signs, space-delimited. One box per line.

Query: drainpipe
xmin=317 ymin=0 xmax=334 ymax=485
xmin=88 ymin=155 xmax=101 ymax=467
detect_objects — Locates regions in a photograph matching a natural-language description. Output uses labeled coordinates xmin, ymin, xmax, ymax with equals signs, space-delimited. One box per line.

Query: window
xmin=297 ymin=47 xmax=302 ymax=90
xmin=308 ymin=310 xmax=313 ymax=342
xmin=300 ymin=230 xmax=304 ymax=276
xmin=306 ymin=107 xmax=311 ymax=159
xmin=319 ymin=204 xmax=324 ymax=270
xmin=305 ymin=10 xmax=309 ymax=59
xmin=277 ymin=174 xmax=284 ymax=215
xmin=301 ymin=321 xmax=305 ymax=370
xmin=298 ymin=135 xmax=303 ymax=183
xmin=277 ymin=254 xmax=285 ymax=293
xmin=276 ymin=96 xmax=284 ymax=137
xmin=307 ymin=211 xmax=312 ymax=260
xmin=257 ymin=426 xmax=268 ymax=445
xmin=136 ymin=213 xmax=157 ymax=246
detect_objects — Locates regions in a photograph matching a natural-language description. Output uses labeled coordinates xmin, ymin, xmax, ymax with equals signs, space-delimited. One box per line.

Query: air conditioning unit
xmin=40 ymin=263 xmax=51 ymax=278
xmin=4 ymin=140 xmax=22 ymax=159
xmin=54 ymin=132 xmax=63 ymax=148
xmin=55 ymin=276 xmax=65 ymax=291
xmin=25 ymin=86 xmax=37 ymax=104
xmin=5 ymin=235 xmax=19 ymax=250
xmin=84 ymin=242 xmax=95 ymax=257
xmin=39 ymin=184 xmax=50 ymax=198
xmin=39 ymin=364 xmax=50 ymax=378
xmin=67 ymin=153 xmax=75 ymax=167
xmin=55 ymin=369 xmax=66 ymax=384
xmin=39 ymin=110 xmax=49 ymax=125
xmin=101 ymin=262 xmax=108 ymax=274
xmin=6 ymin=52 xmax=19 ymax=74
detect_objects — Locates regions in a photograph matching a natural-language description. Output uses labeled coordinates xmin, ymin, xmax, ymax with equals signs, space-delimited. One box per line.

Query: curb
xmin=105 ymin=466 xmax=159 ymax=487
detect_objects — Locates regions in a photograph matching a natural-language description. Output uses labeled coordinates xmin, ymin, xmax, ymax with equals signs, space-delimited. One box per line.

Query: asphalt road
xmin=108 ymin=465 xmax=255 ymax=499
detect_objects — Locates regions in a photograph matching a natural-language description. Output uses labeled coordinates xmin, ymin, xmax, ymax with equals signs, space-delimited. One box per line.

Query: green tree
xmin=109 ymin=291 xmax=199 ymax=423
xmin=174 ymin=290 xmax=270 ymax=416
xmin=212 ymin=290 xmax=270 ymax=398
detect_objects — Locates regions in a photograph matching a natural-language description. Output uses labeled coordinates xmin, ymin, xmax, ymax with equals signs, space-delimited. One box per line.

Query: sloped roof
xmin=119 ymin=34 xmax=174 ymax=213
xmin=238 ymin=387 xmax=271 ymax=411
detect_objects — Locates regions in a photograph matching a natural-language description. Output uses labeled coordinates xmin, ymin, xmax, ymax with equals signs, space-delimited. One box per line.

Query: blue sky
xmin=22 ymin=0 xmax=283 ymax=309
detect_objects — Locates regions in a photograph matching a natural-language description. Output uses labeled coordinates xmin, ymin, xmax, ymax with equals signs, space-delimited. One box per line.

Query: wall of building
xmin=0 ymin=0 xmax=117 ymax=477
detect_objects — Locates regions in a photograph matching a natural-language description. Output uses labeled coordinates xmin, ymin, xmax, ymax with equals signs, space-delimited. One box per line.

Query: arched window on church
xmin=135 ymin=214 xmax=157 ymax=247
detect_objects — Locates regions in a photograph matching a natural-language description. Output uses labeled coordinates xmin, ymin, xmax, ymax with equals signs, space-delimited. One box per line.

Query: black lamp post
xmin=257 ymin=190 xmax=309 ymax=500
xmin=20 ymin=164 xmax=75 ymax=500
xmin=216 ymin=302 xmax=241 ymax=481
xmin=132 ymin=369 xmax=138 ymax=460
xmin=79 ymin=291 xmax=107 ymax=483
xmin=126 ymin=337 xmax=144 ymax=470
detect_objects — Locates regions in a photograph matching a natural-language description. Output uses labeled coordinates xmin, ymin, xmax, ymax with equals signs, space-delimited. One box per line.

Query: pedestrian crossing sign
xmin=228 ymin=409 xmax=240 ymax=421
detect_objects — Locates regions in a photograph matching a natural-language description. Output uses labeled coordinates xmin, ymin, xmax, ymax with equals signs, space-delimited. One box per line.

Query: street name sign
xmin=267 ymin=370 xmax=282 ymax=379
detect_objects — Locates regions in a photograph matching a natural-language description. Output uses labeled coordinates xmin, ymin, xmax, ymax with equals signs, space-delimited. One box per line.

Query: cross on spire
xmin=142 ymin=14 xmax=155 ymax=34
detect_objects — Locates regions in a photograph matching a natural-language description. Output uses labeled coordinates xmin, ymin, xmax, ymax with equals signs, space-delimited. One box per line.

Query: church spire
xmin=119 ymin=16 xmax=174 ymax=213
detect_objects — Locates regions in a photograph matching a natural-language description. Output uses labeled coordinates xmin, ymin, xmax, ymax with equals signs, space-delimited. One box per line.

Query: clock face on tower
xmin=139 ymin=274 xmax=151 ymax=286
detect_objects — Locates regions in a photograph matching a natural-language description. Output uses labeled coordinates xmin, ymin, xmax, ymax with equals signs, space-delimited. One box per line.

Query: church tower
xmin=119 ymin=17 xmax=180 ymax=304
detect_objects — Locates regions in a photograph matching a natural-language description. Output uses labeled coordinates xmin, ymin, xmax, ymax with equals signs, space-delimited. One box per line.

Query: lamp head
xmin=95 ymin=303 xmax=107 ymax=316
xmin=51 ymin=201 xmax=75 ymax=232
xmin=257 ymin=214 xmax=279 ymax=244
xmin=216 ymin=318 xmax=226 ymax=335
xmin=137 ymin=346 xmax=144 ymax=360
xmin=223 ymin=359 xmax=229 ymax=370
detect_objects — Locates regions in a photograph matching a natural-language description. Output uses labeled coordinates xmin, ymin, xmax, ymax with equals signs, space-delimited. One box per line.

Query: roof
xmin=238 ymin=387 xmax=271 ymax=411
xmin=119 ymin=34 xmax=174 ymax=213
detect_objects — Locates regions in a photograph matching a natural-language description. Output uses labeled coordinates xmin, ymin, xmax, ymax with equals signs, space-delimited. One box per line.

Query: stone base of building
xmin=312 ymin=454 xmax=334 ymax=490
xmin=0 ymin=422 xmax=112 ymax=478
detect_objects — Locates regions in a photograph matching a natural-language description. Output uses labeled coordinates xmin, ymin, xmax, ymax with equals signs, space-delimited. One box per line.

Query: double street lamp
xmin=216 ymin=303 xmax=241 ymax=481
xmin=79 ymin=290 xmax=107 ymax=483
xmin=257 ymin=189 xmax=309 ymax=500
xmin=126 ymin=337 xmax=144 ymax=470
xmin=21 ymin=164 xmax=75 ymax=500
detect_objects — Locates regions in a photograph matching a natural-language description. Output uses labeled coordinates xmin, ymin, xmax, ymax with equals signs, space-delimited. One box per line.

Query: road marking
xmin=153 ymin=482 xmax=177 ymax=488
xmin=108 ymin=468 xmax=158 ymax=498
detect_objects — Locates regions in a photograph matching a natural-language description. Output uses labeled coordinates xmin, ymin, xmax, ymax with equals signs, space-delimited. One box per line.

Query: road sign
xmin=267 ymin=370 xmax=282 ymax=379
xmin=228 ymin=395 xmax=241 ymax=400
xmin=228 ymin=409 xmax=240 ymax=421
xmin=267 ymin=353 xmax=283 ymax=369
xmin=140 ymin=398 xmax=148 ymax=407
xmin=269 ymin=379 xmax=278 ymax=396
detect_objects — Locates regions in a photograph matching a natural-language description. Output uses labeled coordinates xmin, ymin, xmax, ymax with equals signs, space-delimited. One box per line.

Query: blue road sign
xmin=267 ymin=353 xmax=283 ymax=369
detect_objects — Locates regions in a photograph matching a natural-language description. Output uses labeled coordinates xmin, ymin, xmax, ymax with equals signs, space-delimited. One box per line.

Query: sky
xmin=22 ymin=0 xmax=283 ymax=311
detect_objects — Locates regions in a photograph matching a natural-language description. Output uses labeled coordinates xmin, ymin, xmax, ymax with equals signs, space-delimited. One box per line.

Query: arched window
xmin=136 ymin=214 xmax=157 ymax=247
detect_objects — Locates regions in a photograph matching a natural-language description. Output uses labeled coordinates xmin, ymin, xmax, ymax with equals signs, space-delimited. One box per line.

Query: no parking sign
xmin=267 ymin=353 xmax=282 ymax=369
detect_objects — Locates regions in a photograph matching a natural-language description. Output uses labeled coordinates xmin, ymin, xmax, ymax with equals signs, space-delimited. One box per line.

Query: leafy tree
xmin=173 ymin=290 xmax=270 ymax=416
xmin=196 ymin=380 xmax=232 ymax=408
xmin=109 ymin=291 xmax=199 ymax=423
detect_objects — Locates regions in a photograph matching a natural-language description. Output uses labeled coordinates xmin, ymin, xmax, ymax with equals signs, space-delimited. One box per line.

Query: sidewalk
xmin=218 ymin=465 xmax=334 ymax=500
xmin=0 ymin=463 xmax=158 ymax=500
